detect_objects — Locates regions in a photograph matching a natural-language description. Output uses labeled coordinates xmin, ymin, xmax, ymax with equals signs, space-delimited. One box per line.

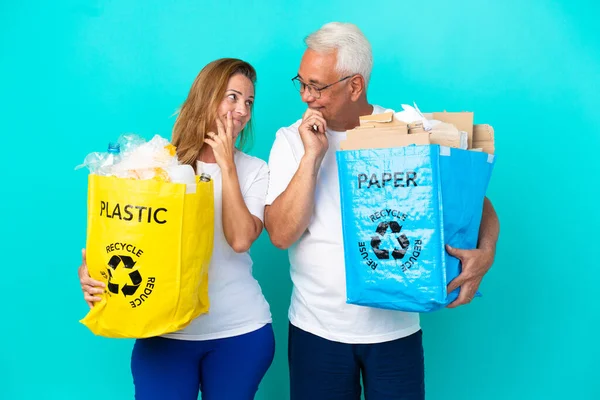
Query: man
xmin=265 ymin=22 xmax=499 ymax=400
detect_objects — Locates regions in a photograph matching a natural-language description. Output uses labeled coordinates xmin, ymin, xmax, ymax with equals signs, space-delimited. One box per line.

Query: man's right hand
xmin=298 ymin=108 xmax=329 ymax=162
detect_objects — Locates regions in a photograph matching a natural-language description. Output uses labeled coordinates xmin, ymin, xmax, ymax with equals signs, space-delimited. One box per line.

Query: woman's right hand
xmin=78 ymin=249 xmax=105 ymax=308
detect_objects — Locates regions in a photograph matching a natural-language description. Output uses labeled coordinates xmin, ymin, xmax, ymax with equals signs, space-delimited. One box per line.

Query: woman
xmin=78 ymin=58 xmax=274 ymax=400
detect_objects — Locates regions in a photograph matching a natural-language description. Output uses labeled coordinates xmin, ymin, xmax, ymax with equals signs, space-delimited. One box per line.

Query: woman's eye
xmin=228 ymin=94 xmax=237 ymax=101
xmin=246 ymin=101 xmax=253 ymax=107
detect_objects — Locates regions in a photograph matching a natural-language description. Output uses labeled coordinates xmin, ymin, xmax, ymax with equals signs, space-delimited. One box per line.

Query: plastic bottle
xmin=199 ymin=173 xmax=211 ymax=182
xmin=107 ymin=142 xmax=121 ymax=159
xmin=98 ymin=143 xmax=121 ymax=176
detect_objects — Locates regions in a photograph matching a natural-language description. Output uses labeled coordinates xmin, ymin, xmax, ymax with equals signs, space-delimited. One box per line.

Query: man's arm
xmin=265 ymin=109 xmax=329 ymax=249
xmin=477 ymin=197 xmax=500 ymax=254
xmin=265 ymin=154 xmax=321 ymax=249
xmin=445 ymin=197 xmax=500 ymax=308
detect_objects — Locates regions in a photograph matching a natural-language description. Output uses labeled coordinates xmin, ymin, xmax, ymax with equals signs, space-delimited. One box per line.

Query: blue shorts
xmin=288 ymin=323 xmax=425 ymax=400
xmin=131 ymin=324 xmax=275 ymax=400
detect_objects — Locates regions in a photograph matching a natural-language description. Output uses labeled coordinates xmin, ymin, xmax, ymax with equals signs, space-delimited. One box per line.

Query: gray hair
xmin=305 ymin=22 xmax=373 ymax=86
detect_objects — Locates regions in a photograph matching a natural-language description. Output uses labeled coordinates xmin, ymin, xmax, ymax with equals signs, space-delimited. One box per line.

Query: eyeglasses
xmin=291 ymin=74 xmax=353 ymax=99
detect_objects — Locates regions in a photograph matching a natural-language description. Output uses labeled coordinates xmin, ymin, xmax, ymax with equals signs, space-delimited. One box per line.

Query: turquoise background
xmin=1 ymin=0 xmax=598 ymax=399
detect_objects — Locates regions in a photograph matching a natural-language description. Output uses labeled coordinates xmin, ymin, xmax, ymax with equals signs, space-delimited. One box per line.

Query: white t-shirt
xmin=164 ymin=151 xmax=272 ymax=341
xmin=266 ymin=105 xmax=420 ymax=344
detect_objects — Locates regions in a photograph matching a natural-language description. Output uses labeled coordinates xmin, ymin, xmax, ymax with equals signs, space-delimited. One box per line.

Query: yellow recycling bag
xmin=80 ymin=174 xmax=214 ymax=338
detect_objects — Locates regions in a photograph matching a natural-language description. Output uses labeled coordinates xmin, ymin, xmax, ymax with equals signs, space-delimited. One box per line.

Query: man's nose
xmin=301 ymin=89 xmax=316 ymax=103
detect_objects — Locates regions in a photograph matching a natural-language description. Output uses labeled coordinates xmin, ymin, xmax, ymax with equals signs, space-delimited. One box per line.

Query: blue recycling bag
xmin=336 ymin=145 xmax=495 ymax=312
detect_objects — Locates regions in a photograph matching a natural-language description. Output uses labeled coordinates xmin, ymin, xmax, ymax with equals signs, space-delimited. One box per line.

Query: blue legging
xmin=131 ymin=324 xmax=275 ymax=400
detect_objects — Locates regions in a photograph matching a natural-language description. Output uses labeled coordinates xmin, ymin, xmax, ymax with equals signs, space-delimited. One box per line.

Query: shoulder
xmin=234 ymin=151 xmax=268 ymax=173
xmin=269 ymin=119 xmax=304 ymax=160
xmin=274 ymin=119 xmax=302 ymax=143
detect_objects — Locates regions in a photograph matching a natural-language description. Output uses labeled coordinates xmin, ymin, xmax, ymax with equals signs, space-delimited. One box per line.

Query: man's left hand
xmin=445 ymin=244 xmax=495 ymax=308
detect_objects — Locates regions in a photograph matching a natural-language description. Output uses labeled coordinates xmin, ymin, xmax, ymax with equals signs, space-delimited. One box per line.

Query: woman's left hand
xmin=204 ymin=111 xmax=236 ymax=173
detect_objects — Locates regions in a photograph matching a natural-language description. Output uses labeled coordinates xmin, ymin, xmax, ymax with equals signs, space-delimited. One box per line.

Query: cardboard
xmin=358 ymin=112 xmax=407 ymax=129
xmin=424 ymin=122 xmax=461 ymax=148
xmin=429 ymin=132 xmax=461 ymax=148
xmin=472 ymin=143 xmax=495 ymax=154
xmin=346 ymin=110 xmax=494 ymax=153
xmin=472 ymin=124 xmax=495 ymax=154
xmin=359 ymin=112 xmax=395 ymax=123
xmin=347 ymin=126 xmax=408 ymax=140
xmin=340 ymin=132 xmax=430 ymax=151
xmin=473 ymin=124 xmax=494 ymax=142
xmin=408 ymin=122 xmax=426 ymax=134
xmin=432 ymin=112 xmax=474 ymax=148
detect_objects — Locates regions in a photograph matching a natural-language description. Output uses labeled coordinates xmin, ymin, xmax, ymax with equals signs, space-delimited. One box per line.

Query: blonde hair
xmin=172 ymin=58 xmax=256 ymax=166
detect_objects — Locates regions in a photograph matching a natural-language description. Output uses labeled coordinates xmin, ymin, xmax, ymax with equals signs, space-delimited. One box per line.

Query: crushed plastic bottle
xmin=76 ymin=142 xmax=121 ymax=175
xmin=117 ymin=134 xmax=146 ymax=154
xmin=76 ymin=134 xmax=198 ymax=183
xmin=97 ymin=143 xmax=121 ymax=175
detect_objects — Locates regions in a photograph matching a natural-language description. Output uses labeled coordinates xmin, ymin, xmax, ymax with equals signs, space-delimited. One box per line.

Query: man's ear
xmin=349 ymin=75 xmax=366 ymax=101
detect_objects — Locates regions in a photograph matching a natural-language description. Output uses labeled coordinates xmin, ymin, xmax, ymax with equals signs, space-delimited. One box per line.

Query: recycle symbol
xmin=370 ymin=221 xmax=410 ymax=260
xmin=106 ymin=255 xmax=142 ymax=297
